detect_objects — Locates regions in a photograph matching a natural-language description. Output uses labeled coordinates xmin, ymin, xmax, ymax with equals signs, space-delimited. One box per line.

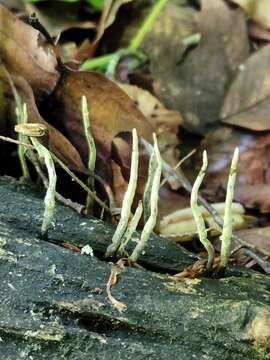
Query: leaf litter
xmin=1 ymin=0 xmax=270 ymax=278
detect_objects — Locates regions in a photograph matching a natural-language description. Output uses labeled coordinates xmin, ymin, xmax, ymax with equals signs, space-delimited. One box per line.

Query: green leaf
xmin=87 ymin=0 xmax=104 ymax=11
xmin=25 ymin=0 xmax=105 ymax=10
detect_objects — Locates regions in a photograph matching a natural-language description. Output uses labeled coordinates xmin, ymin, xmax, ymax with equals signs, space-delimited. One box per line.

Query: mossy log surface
xmin=0 ymin=176 xmax=270 ymax=360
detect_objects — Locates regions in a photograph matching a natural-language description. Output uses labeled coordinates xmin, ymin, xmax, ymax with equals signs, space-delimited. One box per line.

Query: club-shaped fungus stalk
xmin=15 ymin=123 xmax=56 ymax=238
xmin=81 ymin=95 xmax=96 ymax=214
xmin=15 ymin=103 xmax=30 ymax=179
xmin=105 ymin=128 xmax=139 ymax=257
xmin=130 ymin=134 xmax=162 ymax=263
xmin=117 ymin=201 xmax=143 ymax=255
xmin=6 ymin=68 xmax=30 ymax=179
xmin=143 ymin=144 xmax=158 ymax=224
xmin=190 ymin=150 xmax=214 ymax=271
xmin=219 ymin=148 xmax=239 ymax=270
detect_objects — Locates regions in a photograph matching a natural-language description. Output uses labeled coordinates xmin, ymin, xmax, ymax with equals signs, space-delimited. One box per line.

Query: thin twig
xmin=160 ymin=149 xmax=196 ymax=188
xmin=0 ymin=135 xmax=33 ymax=149
xmin=242 ymin=248 xmax=270 ymax=274
xmin=51 ymin=153 xmax=110 ymax=213
xmin=27 ymin=151 xmax=84 ymax=214
xmin=0 ymin=134 xmax=111 ymax=214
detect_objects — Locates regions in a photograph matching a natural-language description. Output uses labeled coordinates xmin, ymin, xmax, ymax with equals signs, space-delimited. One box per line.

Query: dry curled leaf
xmin=232 ymin=0 xmax=270 ymax=29
xmin=24 ymin=2 xmax=96 ymax=37
xmin=201 ymin=127 xmax=270 ymax=213
xmin=94 ymin=0 xmax=132 ymax=45
xmin=235 ymin=184 xmax=270 ymax=213
xmin=118 ymin=83 xmax=182 ymax=169
xmin=248 ymin=21 xmax=270 ymax=41
xmin=140 ymin=0 xmax=249 ymax=134
xmin=1 ymin=71 xmax=85 ymax=172
xmin=0 ymin=5 xmax=59 ymax=99
xmin=236 ymin=227 xmax=270 ymax=253
xmin=111 ymin=160 xmax=128 ymax=209
xmin=221 ymin=44 xmax=270 ymax=131
xmin=47 ymin=70 xmax=153 ymax=183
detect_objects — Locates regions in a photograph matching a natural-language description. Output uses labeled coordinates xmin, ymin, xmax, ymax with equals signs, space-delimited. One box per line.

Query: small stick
xmin=105 ymin=129 xmax=139 ymax=257
xmin=0 ymin=135 xmax=111 ymax=214
xmin=0 ymin=135 xmax=33 ymax=149
xmin=27 ymin=151 xmax=84 ymax=214
xmin=51 ymin=153 xmax=110 ymax=213
xmin=242 ymin=248 xmax=270 ymax=274
xmin=159 ymin=149 xmax=196 ymax=189
xmin=28 ymin=13 xmax=67 ymax=74
xmin=190 ymin=151 xmax=214 ymax=271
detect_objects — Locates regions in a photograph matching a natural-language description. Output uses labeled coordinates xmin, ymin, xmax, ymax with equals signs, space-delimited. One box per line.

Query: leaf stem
xmin=128 ymin=0 xmax=169 ymax=51
xmin=81 ymin=0 xmax=168 ymax=71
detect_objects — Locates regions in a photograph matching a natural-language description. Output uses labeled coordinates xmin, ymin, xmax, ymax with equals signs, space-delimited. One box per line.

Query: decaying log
xmin=0 ymin=176 xmax=269 ymax=360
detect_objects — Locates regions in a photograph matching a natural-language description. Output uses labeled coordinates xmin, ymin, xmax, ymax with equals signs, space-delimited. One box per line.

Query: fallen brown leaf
xmin=248 ymin=21 xmax=270 ymax=41
xmin=111 ymin=159 xmax=128 ymax=208
xmin=140 ymin=0 xmax=249 ymax=134
xmin=200 ymin=127 xmax=270 ymax=213
xmin=0 ymin=5 xmax=59 ymax=99
xmin=80 ymin=0 xmax=133 ymax=59
xmin=24 ymin=2 xmax=96 ymax=37
xmin=236 ymin=227 xmax=270 ymax=253
xmin=46 ymin=70 xmax=153 ymax=183
xmin=94 ymin=0 xmax=132 ymax=45
xmin=231 ymin=0 xmax=270 ymax=29
xmin=235 ymin=185 xmax=270 ymax=213
xmin=1 ymin=71 xmax=85 ymax=172
xmin=118 ymin=83 xmax=183 ymax=169
xmin=158 ymin=187 xmax=189 ymax=225
xmin=221 ymin=44 xmax=270 ymax=131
